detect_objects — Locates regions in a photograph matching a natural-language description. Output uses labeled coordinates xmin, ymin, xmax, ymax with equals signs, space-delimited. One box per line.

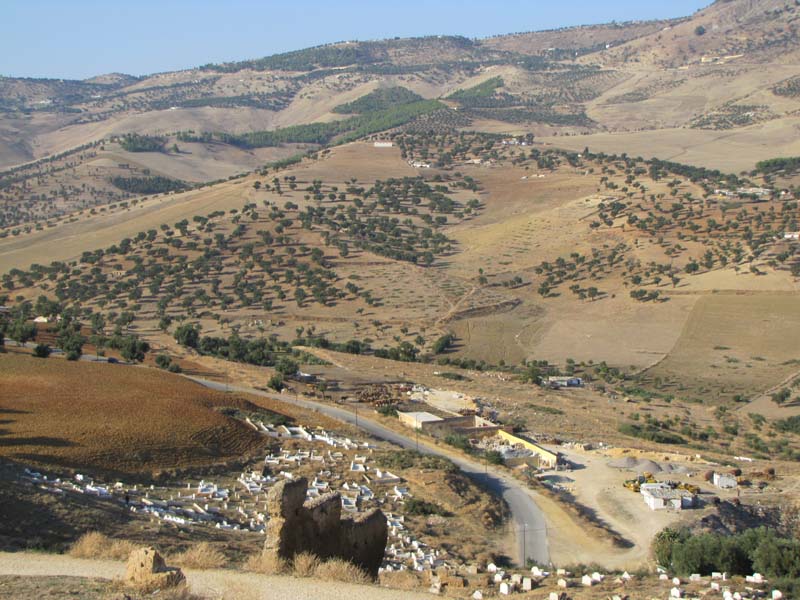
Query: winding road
xmin=0 ymin=343 xmax=550 ymax=565
xmin=187 ymin=376 xmax=550 ymax=566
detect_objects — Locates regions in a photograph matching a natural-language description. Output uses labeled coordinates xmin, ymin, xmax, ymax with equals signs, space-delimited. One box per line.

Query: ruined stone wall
xmin=263 ymin=477 xmax=388 ymax=576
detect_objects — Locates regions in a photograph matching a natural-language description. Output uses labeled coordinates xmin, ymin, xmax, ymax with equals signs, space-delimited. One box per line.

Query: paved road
xmin=189 ymin=376 xmax=550 ymax=566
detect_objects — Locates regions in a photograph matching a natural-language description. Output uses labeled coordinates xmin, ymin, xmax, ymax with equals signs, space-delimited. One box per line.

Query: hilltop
xmin=3 ymin=0 xmax=800 ymax=177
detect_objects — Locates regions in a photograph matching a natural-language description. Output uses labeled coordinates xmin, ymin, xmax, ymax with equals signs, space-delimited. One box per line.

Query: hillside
xmin=3 ymin=2 xmax=800 ymax=592
xmin=3 ymin=0 xmax=800 ymax=181
xmin=0 ymin=353 xmax=270 ymax=476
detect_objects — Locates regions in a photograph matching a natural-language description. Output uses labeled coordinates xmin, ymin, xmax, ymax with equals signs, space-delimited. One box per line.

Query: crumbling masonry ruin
xmin=263 ymin=476 xmax=388 ymax=576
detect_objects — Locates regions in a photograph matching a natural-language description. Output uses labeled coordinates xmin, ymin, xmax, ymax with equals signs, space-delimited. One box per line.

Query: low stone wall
xmin=263 ymin=477 xmax=388 ymax=576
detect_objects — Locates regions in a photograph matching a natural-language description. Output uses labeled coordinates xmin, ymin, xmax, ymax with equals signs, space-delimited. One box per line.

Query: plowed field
xmin=0 ymin=354 xmax=267 ymax=476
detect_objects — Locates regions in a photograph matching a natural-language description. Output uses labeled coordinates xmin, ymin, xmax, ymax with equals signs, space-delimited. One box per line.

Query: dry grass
xmin=170 ymin=542 xmax=227 ymax=570
xmin=313 ymin=558 xmax=371 ymax=584
xmin=68 ymin=532 xmax=137 ymax=560
xmin=243 ymin=551 xmax=371 ymax=584
xmin=242 ymin=551 xmax=289 ymax=575
xmin=379 ymin=569 xmax=422 ymax=590
xmin=291 ymin=552 xmax=320 ymax=577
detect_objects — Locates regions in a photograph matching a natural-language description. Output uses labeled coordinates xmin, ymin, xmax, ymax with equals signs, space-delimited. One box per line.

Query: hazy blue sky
xmin=1 ymin=0 xmax=709 ymax=80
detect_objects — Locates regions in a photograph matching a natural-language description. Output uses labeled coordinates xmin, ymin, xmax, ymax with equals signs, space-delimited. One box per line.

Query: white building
xmin=713 ymin=472 xmax=738 ymax=490
xmin=374 ymin=141 xmax=393 ymax=148
xmin=641 ymin=483 xmax=694 ymax=511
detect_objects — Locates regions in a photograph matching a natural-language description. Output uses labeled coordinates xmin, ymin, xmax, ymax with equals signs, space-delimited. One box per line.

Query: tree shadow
xmin=0 ymin=407 xmax=30 ymax=415
xmin=0 ymin=436 xmax=76 ymax=448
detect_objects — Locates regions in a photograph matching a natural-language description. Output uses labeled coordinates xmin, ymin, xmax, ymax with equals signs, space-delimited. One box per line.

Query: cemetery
xmin=14 ymin=415 xmax=465 ymax=577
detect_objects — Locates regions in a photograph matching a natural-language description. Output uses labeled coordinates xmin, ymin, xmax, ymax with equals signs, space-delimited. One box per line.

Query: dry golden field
xmin=0 ymin=353 xmax=268 ymax=475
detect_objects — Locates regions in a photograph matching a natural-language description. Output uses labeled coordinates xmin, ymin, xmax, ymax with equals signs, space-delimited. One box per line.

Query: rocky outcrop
xmin=263 ymin=477 xmax=388 ymax=577
xmin=125 ymin=547 xmax=185 ymax=590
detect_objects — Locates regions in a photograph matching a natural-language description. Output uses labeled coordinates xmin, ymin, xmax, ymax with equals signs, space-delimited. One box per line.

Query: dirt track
xmin=0 ymin=552 xmax=431 ymax=600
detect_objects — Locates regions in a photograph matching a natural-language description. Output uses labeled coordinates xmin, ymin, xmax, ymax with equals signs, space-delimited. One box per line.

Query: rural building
xmin=545 ymin=376 xmax=583 ymax=389
xmin=496 ymin=430 xmax=560 ymax=469
xmin=737 ymin=187 xmax=771 ymax=197
xmin=398 ymin=410 xmax=508 ymax=439
xmin=640 ymin=483 xmax=694 ymax=511
xmin=424 ymin=414 xmax=506 ymax=439
xmin=784 ymin=232 xmax=800 ymax=241
xmin=397 ymin=411 xmax=443 ymax=430
xmin=294 ymin=371 xmax=317 ymax=383
xmin=712 ymin=472 xmax=738 ymax=490
xmin=373 ymin=141 xmax=393 ymax=148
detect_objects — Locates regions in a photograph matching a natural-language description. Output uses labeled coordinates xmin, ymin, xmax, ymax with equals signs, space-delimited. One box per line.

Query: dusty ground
xmin=0 ymin=554 xmax=432 ymax=600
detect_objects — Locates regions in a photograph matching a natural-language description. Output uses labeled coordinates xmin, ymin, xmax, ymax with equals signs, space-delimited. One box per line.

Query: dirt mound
xmin=0 ymin=354 xmax=268 ymax=476
xmin=607 ymin=457 xmax=697 ymax=475
xmin=607 ymin=457 xmax=663 ymax=473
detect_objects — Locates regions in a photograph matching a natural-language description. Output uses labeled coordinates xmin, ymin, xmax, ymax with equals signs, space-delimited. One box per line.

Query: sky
xmin=0 ymin=0 xmax=710 ymax=80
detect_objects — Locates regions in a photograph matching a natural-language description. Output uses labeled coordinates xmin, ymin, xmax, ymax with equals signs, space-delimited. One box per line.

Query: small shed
xmin=397 ymin=411 xmax=443 ymax=430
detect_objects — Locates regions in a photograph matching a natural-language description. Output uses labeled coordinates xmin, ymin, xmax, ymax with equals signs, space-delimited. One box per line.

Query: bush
xmin=174 ymin=323 xmax=200 ymax=349
xmin=656 ymin=526 xmax=800 ymax=579
xmin=775 ymin=415 xmax=800 ymax=434
xmin=444 ymin=434 xmax=472 ymax=452
xmin=379 ymin=569 xmax=421 ymax=590
xmin=33 ymin=344 xmax=51 ymax=358
xmin=243 ymin=551 xmax=288 ymax=574
xmin=155 ymin=354 xmax=172 ymax=369
xmin=375 ymin=450 xmax=456 ymax=473
xmin=376 ymin=405 xmax=398 ymax=417
xmin=268 ymin=374 xmax=284 ymax=391
xmin=68 ymin=532 xmax=136 ymax=560
xmin=485 ymin=450 xmax=505 ymax=465
xmin=772 ymin=388 xmax=792 ymax=404
xmin=314 ymin=558 xmax=371 ymax=584
xmin=405 ymin=498 xmax=449 ymax=516
xmin=432 ymin=333 xmax=455 ymax=354
xmin=170 ymin=542 xmax=226 ymax=569
xmin=292 ymin=552 xmax=320 ymax=577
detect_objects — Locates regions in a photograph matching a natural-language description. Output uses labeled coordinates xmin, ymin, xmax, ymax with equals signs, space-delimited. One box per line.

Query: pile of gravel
xmin=608 ymin=457 xmax=663 ymax=473
xmin=608 ymin=457 xmax=696 ymax=475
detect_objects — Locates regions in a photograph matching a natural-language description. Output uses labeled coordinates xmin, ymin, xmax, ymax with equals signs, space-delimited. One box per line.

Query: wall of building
xmin=497 ymin=430 xmax=559 ymax=468
xmin=263 ymin=477 xmax=388 ymax=576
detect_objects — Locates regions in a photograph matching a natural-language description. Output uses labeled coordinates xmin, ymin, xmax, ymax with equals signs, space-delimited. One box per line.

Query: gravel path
xmin=0 ymin=552 xmax=433 ymax=600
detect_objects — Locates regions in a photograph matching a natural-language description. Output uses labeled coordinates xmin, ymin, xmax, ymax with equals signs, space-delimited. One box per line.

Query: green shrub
xmin=33 ymin=344 xmax=51 ymax=358
xmin=404 ymin=498 xmax=448 ymax=516
xmin=656 ymin=526 xmax=800 ymax=579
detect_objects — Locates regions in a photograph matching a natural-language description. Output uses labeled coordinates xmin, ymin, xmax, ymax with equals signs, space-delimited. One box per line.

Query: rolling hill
xmin=1 ymin=0 xmax=799 ymax=470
